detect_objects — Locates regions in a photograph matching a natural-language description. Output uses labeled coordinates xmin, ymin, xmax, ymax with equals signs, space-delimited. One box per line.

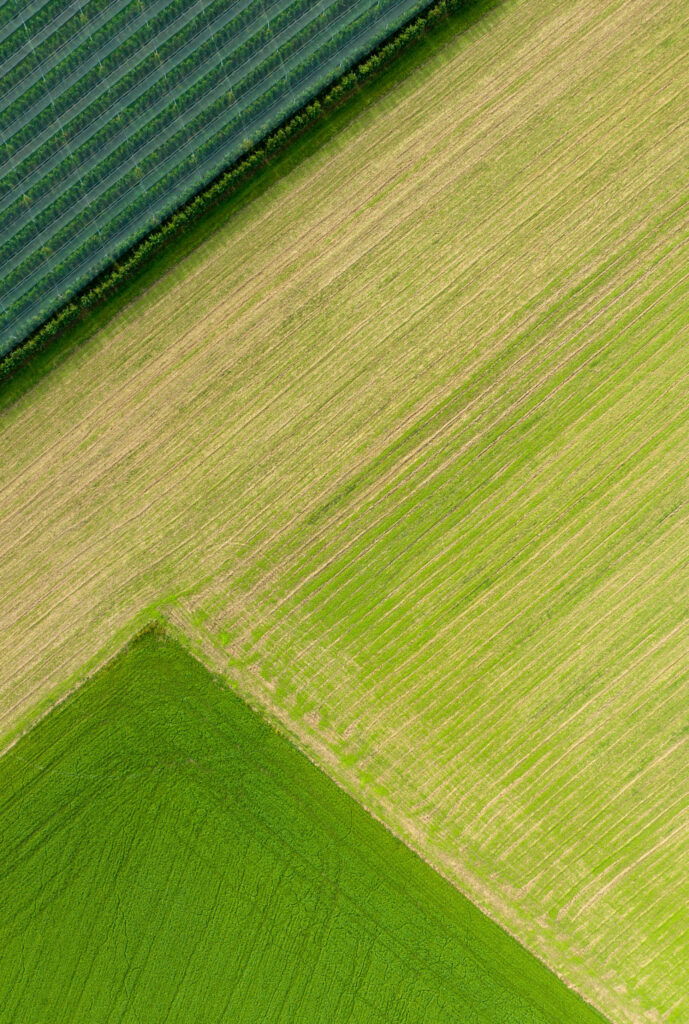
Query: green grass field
xmin=0 ymin=629 xmax=606 ymax=1024
xmin=1 ymin=0 xmax=688 ymax=1020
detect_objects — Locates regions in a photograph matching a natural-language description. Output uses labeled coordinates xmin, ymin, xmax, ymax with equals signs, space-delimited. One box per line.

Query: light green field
xmin=0 ymin=629 xmax=607 ymax=1024
xmin=1 ymin=0 xmax=688 ymax=1021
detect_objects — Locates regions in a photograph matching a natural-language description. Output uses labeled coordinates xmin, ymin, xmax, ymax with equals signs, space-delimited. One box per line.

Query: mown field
xmin=0 ymin=0 xmax=429 ymax=351
xmin=1 ymin=0 xmax=688 ymax=1020
xmin=0 ymin=628 xmax=606 ymax=1023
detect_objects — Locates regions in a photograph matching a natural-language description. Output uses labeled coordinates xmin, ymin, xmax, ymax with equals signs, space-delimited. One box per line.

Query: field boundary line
xmin=0 ymin=0 xmax=501 ymax=386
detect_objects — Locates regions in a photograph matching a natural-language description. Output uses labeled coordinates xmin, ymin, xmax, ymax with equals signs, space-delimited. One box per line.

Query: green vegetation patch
xmin=0 ymin=629 xmax=605 ymax=1024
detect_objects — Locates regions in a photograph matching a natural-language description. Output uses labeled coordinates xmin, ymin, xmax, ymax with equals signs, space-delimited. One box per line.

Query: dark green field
xmin=0 ymin=629 xmax=605 ymax=1023
xmin=0 ymin=0 xmax=430 ymax=351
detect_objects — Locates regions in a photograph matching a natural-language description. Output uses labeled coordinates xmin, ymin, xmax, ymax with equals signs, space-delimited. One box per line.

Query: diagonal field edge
xmin=0 ymin=616 xmax=611 ymax=1024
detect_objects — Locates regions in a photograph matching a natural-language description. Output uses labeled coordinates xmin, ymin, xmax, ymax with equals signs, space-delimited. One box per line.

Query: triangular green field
xmin=0 ymin=630 xmax=606 ymax=1023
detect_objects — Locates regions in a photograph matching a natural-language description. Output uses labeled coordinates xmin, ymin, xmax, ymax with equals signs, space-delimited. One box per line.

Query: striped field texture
xmin=0 ymin=0 xmax=429 ymax=352
xmin=1 ymin=0 xmax=688 ymax=1020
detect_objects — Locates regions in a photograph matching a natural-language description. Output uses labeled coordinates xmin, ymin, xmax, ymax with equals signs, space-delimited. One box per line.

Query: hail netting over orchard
xmin=0 ymin=0 xmax=428 ymax=355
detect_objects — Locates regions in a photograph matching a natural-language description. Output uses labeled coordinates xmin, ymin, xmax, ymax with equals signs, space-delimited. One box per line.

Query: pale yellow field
xmin=2 ymin=0 xmax=689 ymax=1019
